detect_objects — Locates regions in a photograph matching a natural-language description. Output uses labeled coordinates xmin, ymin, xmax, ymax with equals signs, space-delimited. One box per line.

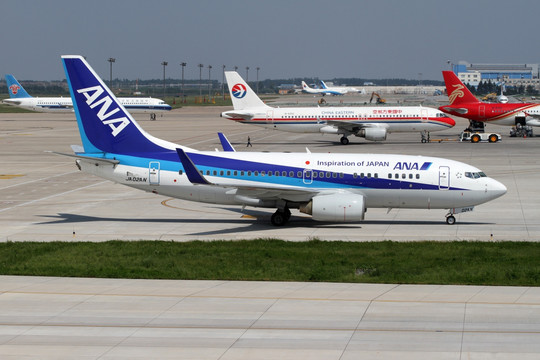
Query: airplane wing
xmin=177 ymin=148 xmax=317 ymax=202
xmin=325 ymin=120 xmax=387 ymax=132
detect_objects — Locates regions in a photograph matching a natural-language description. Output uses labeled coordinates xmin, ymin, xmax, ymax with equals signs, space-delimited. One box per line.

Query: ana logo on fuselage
xmin=393 ymin=162 xmax=432 ymax=171
xmin=77 ymin=86 xmax=130 ymax=137
xmin=232 ymin=83 xmax=247 ymax=99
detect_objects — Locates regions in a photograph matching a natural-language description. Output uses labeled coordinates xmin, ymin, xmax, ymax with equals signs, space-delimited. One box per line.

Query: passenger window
xmin=388 ymin=173 xmax=392 ymax=179
xmin=289 ymin=171 xmax=294 ymax=177
xmin=179 ymin=170 xmax=183 ymax=175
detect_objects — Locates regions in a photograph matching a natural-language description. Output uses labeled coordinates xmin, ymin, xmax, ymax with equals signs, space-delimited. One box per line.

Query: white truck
xmin=459 ymin=131 xmax=501 ymax=143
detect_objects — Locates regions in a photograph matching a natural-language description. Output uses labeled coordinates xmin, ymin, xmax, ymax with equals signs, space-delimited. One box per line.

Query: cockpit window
xmin=465 ymin=172 xmax=487 ymax=179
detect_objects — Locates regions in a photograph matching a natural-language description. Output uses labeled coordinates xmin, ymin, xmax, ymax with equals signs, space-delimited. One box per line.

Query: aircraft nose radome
xmin=487 ymin=179 xmax=507 ymax=200
xmin=446 ymin=117 xmax=456 ymax=127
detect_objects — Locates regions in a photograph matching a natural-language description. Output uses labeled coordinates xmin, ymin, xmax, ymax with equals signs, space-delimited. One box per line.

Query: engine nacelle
xmin=299 ymin=193 xmax=366 ymax=222
xmin=357 ymin=127 xmax=387 ymax=141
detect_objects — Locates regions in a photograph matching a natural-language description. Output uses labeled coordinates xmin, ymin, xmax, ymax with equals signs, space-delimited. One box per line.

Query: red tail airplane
xmin=439 ymin=71 xmax=540 ymax=127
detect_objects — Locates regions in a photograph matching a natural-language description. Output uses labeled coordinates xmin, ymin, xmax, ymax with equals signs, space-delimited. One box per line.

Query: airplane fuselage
xmin=440 ymin=102 xmax=540 ymax=127
xmin=222 ymin=106 xmax=455 ymax=134
xmin=77 ymin=151 xmax=505 ymax=212
xmin=3 ymin=96 xmax=172 ymax=114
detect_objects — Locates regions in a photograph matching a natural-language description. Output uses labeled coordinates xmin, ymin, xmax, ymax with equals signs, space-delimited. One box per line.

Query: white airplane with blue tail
xmin=319 ymin=80 xmax=366 ymax=95
xmin=4 ymin=74 xmax=171 ymax=119
xmin=58 ymin=55 xmax=506 ymax=226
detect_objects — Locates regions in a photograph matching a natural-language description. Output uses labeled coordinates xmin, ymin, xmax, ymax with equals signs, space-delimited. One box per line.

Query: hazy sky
xmin=4 ymin=0 xmax=540 ymax=82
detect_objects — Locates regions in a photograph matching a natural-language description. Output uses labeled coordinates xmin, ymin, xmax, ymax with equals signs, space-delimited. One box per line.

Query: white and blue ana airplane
xmin=320 ymin=80 xmax=366 ymax=95
xmin=4 ymin=74 xmax=171 ymax=119
xmin=59 ymin=55 xmax=506 ymax=226
xmin=223 ymin=72 xmax=455 ymax=145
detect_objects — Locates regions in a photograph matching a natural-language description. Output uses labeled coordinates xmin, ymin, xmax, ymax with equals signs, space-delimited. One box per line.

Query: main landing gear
xmin=340 ymin=136 xmax=349 ymax=145
xmin=271 ymin=207 xmax=291 ymax=226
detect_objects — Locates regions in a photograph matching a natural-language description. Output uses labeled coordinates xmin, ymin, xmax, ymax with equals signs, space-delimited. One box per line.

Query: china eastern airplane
xmin=439 ymin=71 xmax=540 ymax=127
xmin=4 ymin=74 xmax=171 ymax=119
xmin=320 ymin=80 xmax=366 ymax=95
xmin=222 ymin=72 xmax=455 ymax=145
xmin=57 ymin=55 xmax=506 ymax=226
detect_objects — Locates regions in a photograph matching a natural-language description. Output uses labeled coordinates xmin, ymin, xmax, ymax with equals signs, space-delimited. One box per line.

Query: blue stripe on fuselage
xmin=95 ymin=151 xmax=461 ymax=191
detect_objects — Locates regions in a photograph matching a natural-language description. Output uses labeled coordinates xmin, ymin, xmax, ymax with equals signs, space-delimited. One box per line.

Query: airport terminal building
xmin=453 ymin=61 xmax=540 ymax=88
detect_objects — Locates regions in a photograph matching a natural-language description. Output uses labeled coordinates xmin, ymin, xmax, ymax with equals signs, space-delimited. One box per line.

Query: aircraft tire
xmin=446 ymin=215 xmax=456 ymax=225
xmin=271 ymin=211 xmax=288 ymax=226
xmin=340 ymin=136 xmax=350 ymax=145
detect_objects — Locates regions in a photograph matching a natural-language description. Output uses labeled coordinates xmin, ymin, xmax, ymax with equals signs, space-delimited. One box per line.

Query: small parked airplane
xmin=301 ymin=80 xmax=347 ymax=96
xmin=4 ymin=74 xmax=171 ymax=119
xmin=223 ymin=72 xmax=455 ymax=144
xmin=57 ymin=55 xmax=506 ymax=226
xmin=320 ymin=80 xmax=366 ymax=95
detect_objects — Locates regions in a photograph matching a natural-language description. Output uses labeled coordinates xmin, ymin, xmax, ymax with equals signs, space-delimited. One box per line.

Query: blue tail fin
xmin=5 ymin=74 xmax=32 ymax=98
xmin=319 ymin=80 xmax=328 ymax=89
xmin=61 ymin=55 xmax=169 ymax=155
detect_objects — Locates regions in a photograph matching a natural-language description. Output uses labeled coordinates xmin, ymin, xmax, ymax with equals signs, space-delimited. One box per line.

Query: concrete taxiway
xmin=1 ymin=98 xmax=540 ymax=359
xmin=1 ymin=276 xmax=540 ymax=359
xmin=0 ymin=101 xmax=539 ymax=241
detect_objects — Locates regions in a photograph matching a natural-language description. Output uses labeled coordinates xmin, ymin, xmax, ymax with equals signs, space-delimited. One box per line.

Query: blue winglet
xmin=176 ymin=148 xmax=210 ymax=185
xmin=217 ymin=132 xmax=236 ymax=152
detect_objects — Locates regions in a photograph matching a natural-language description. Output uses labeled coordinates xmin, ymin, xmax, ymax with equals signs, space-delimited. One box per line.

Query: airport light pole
xmin=207 ymin=65 xmax=212 ymax=99
xmin=180 ymin=62 xmax=186 ymax=103
xmin=246 ymin=66 xmax=250 ymax=82
xmin=108 ymin=58 xmax=115 ymax=89
xmin=222 ymin=65 xmax=226 ymax=100
xmin=161 ymin=61 xmax=168 ymax=99
xmin=256 ymin=67 xmax=260 ymax=94
xmin=198 ymin=64 xmax=204 ymax=98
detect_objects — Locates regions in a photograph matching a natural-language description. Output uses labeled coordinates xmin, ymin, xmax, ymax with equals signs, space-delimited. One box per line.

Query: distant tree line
xmin=465 ymin=80 xmax=539 ymax=96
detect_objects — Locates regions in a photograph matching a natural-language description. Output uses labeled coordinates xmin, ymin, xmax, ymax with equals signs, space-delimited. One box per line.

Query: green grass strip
xmin=1 ymin=240 xmax=539 ymax=285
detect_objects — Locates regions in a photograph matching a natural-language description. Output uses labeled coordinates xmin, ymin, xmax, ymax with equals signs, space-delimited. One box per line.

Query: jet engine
xmin=357 ymin=127 xmax=387 ymax=141
xmin=299 ymin=193 xmax=366 ymax=222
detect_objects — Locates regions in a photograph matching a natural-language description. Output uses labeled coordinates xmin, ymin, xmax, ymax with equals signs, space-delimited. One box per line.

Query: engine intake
xmin=358 ymin=127 xmax=387 ymax=141
xmin=299 ymin=193 xmax=366 ymax=222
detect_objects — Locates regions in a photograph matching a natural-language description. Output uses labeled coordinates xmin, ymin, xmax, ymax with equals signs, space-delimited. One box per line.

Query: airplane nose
xmin=486 ymin=178 xmax=507 ymax=200
xmin=447 ymin=117 xmax=456 ymax=127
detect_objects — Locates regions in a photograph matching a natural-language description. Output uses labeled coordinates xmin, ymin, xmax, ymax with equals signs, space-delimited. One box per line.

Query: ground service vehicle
xmin=459 ymin=131 xmax=501 ymax=143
